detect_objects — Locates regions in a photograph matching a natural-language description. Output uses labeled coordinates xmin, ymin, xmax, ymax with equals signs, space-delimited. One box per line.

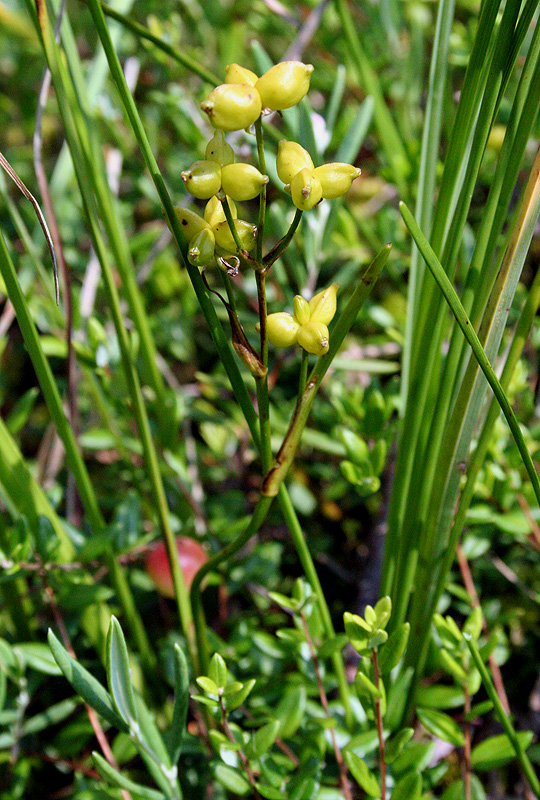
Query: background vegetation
xmin=1 ymin=0 xmax=540 ymax=797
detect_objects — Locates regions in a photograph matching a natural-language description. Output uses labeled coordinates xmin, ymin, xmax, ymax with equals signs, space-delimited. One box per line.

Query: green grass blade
xmin=400 ymin=200 xmax=540 ymax=506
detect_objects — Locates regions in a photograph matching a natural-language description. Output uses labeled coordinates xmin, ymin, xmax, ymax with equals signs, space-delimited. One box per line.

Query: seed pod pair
xmin=182 ymin=136 xmax=268 ymax=201
xmin=168 ymin=199 xmax=256 ymax=266
xmin=201 ymin=61 xmax=313 ymax=132
xmin=225 ymin=62 xmax=314 ymax=111
xmin=265 ymin=284 xmax=338 ymax=356
xmin=202 ymin=197 xmax=256 ymax=253
xmin=277 ymin=140 xmax=361 ymax=210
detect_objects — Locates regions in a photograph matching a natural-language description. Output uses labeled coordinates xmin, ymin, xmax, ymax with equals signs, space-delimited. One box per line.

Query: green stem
xmin=263 ymin=378 xmax=319 ymax=496
xmin=401 ymin=0 xmax=455 ymax=410
xmin=98 ymin=1 xmax=220 ymax=85
xmin=372 ymin=650 xmax=386 ymax=800
xmin=0 ymin=232 xmax=102 ymax=531
xmin=222 ymin=195 xmax=244 ymax=253
xmin=263 ymin=208 xmax=303 ymax=269
xmin=298 ymin=349 xmax=309 ymax=398
xmin=276 ymin=484 xmax=353 ymax=727
xmin=254 ymin=117 xmax=266 ymax=266
xmin=191 ymin=495 xmax=274 ymax=674
xmin=255 ymin=270 xmax=272 ymax=473
xmin=466 ymin=637 xmax=540 ymax=797
xmin=220 ymin=270 xmax=237 ymax=315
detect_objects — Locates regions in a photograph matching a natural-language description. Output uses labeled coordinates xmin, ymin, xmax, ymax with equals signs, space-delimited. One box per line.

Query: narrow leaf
xmin=208 ymin=653 xmax=228 ymax=690
xmin=224 ymin=678 xmax=256 ymax=712
xmin=48 ymin=630 xmax=127 ymax=732
xmin=400 ymin=201 xmax=540 ymax=506
xmin=107 ymin=616 xmax=138 ymax=727
xmin=384 ymin=728 xmax=414 ymax=764
xmin=92 ymin=752 xmax=166 ymax=800
xmin=166 ymin=644 xmax=189 ymax=764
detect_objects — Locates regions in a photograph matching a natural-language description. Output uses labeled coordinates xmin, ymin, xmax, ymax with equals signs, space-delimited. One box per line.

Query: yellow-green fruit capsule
xmin=297 ymin=321 xmax=329 ymax=356
xmin=169 ymin=206 xmax=210 ymax=241
xmin=201 ymin=84 xmax=262 ymax=131
xmin=225 ymin=63 xmax=258 ymax=86
xmin=181 ymin=160 xmax=222 ymax=199
xmin=204 ymin=196 xmax=237 ymax=227
xmin=221 ymin=163 xmax=269 ymax=201
xmin=188 ymin=228 xmax=215 ymax=267
xmin=256 ymin=61 xmax=314 ymax=110
xmin=313 ymin=163 xmax=361 ymax=199
xmin=293 ymin=295 xmax=311 ymax=325
xmin=205 ymin=130 xmax=235 ymax=166
xmin=265 ymin=312 xmax=300 ymax=347
xmin=290 ymin=167 xmax=322 ymax=211
xmin=308 ymin=284 xmax=338 ymax=325
xmin=214 ymin=219 xmax=257 ymax=252
xmin=276 ymin=140 xmax=314 ymax=184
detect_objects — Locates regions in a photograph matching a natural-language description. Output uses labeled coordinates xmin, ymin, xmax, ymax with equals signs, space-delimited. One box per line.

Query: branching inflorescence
xmin=171 ymin=60 xmax=360 ymax=366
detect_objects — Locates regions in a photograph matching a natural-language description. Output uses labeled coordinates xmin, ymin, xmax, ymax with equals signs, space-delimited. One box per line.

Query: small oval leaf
xmin=378 ymin=623 xmax=410 ymax=675
xmin=275 ymin=686 xmax=307 ymax=738
xmin=417 ymin=708 xmax=465 ymax=747
xmin=471 ymin=732 xmax=533 ymax=770
xmin=390 ymin=771 xmax=421 ymax=800
xmin=214 ymin=764 xmax=251 ymax=795
xmin=344 ymin=751 xmax=380 ymax=797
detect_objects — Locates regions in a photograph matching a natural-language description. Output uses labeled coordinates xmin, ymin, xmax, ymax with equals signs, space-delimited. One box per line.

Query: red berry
xmin=145 ymin=537 xmax=208 ymax=598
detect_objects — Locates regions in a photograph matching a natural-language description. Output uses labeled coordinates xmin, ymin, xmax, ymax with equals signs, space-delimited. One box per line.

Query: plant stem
xmin=0 ymin=230 xmax=159 ymax=680
xmin=98 ymin=1 xmax=220 ymax=85
xmin=222 ymin=195 xmax=245 ymax=253
xmin=263 ymin=208 xmax=303 ymax=270
xmin=219 ymin=696 xmax=262 ymax=799
xmin=82 ymin=4 xmax=384 ymax=722
xmin=255 ymin=269 xmax=272 ymax=473
xmin=220 ymin=270 xmax=237 ymax=314
xmin=276 ymin=484 xmax=353 ymax=727
xmin=254 ymin=117 xmax=266 ymax=266
xmin=466 ymin=637 xmax=540 ymax=797
xmin=298 ymin=349 xmax=309 ymax=398
xmin=463 ymin=682 xmax=471 ymax=800
xmin=372 ymin=650 xmax=386 ymax=800
xmin=191 ymin=495 xmax=274 ymax=674
xmin=299 ymin=610 xmax=352 ymax=800
xmin=0 ymin=231 xmax=102 ymax=531
xmin=68 ymin=0 xmax=198 ymax=666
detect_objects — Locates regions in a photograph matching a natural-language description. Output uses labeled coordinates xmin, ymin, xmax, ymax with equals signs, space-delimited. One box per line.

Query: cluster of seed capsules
xmin=173 ymin=61 xmax=360 ymax=355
